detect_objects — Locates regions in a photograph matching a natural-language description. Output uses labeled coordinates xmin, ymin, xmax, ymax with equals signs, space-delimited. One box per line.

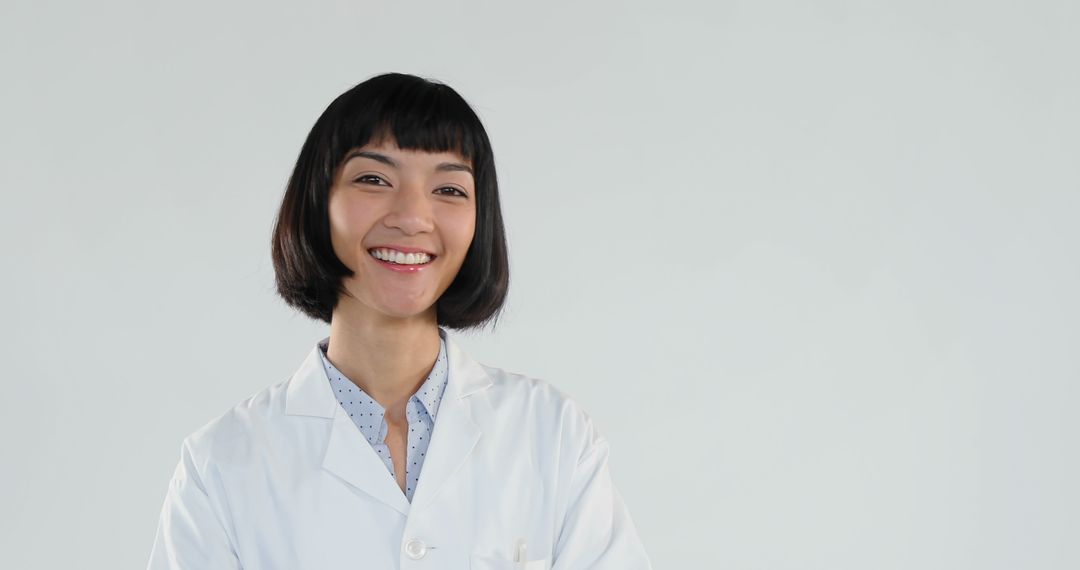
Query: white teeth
xmin=368 ymin=248 xmax=432 ymax=265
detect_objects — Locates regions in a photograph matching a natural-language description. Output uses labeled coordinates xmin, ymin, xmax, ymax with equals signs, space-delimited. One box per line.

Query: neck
xmin=325 ymin=302 xmax=441 ymax=416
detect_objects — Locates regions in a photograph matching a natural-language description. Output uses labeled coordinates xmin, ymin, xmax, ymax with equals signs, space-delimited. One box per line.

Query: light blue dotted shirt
xmin=317 ymin=335 xmax=449 ymax=503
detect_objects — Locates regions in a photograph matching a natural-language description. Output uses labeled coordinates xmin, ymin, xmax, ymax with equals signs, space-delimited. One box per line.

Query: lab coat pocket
xmin=471 ymin=553 xmax=549 ymax=570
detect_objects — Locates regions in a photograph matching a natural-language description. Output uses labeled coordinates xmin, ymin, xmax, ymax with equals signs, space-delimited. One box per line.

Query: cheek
xmin=327 ymin=198 xmax=373 ymax=265
xmin=451 ymin=209 xmax=477 ymax=252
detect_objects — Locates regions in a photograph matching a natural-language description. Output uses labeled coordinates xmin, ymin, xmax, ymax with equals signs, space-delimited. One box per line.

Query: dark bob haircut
xmin=270 ymin=72 xmax=509 ymax=332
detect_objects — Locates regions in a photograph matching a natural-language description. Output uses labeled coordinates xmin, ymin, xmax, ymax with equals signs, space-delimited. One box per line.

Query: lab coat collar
xmin=284 ymin=326 xmax=492 ymax=515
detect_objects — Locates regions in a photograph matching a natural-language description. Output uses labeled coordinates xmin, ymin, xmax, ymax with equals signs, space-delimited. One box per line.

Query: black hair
xmin=270 ymin=72 xmax=509 ymax=332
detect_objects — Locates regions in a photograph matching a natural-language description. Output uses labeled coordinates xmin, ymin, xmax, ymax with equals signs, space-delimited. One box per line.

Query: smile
xmin=367 ymin=247 xmax=434 ymax=267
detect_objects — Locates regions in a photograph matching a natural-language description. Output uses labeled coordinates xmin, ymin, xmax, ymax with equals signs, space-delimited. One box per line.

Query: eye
xmin=436 ymin=186 xmax=468 ymax=197
xmin=354 ymin=174 xmax=387 ymax=185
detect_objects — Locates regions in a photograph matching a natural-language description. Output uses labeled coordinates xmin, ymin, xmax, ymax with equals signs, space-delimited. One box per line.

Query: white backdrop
xmin=1 ymin=1 xmax=1077 ymax=568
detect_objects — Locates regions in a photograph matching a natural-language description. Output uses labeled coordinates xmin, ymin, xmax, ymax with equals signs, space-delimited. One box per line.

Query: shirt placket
xmin=403 ymin=399 xmax=420 ymax=499
xmin=368 ymin=409 xmax=392 ymax=476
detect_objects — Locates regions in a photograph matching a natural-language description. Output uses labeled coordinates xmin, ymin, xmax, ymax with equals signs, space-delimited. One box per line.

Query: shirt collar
xmin=316 ymin=332 xmax=449 ymax=421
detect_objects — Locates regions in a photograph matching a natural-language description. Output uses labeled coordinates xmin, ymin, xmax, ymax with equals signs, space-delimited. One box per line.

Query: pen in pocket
xmin=514 ymin=538 xmax=527 ymax=565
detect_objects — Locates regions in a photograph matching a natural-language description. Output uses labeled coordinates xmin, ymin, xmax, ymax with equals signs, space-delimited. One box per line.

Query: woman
xmin=147 ymin=72 xmax=652 ymax=569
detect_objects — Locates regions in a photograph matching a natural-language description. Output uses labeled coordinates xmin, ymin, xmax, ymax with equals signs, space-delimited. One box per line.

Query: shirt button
xmin=404 ymin=538 xmax=427 ymax=560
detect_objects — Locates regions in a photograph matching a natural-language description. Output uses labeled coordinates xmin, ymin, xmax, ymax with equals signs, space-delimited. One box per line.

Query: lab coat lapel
xmin=324 ymin=402 xmax=412 ymax=514
xmin=284 ymin=341 xmax=411 ymax=515
xmin=409 ymin=329 xmax=492 ymax=512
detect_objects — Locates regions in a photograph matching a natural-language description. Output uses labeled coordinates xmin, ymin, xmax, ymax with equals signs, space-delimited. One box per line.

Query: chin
xmin=377 ymin=300 xmax=436 ymax=319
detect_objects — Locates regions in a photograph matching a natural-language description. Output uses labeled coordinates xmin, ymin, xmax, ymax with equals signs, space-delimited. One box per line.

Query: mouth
xmin=367 ymin=247 xmax=437 ymax=267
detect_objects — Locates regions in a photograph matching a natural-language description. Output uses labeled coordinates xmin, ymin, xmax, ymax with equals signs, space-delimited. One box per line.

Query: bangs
xmin=323 ymin=75 xmax=486 ymax=175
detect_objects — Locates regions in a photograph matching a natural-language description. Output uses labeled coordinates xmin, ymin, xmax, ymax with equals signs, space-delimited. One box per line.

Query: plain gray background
xmin=2 ymin=0 xmax=1078 ymax=568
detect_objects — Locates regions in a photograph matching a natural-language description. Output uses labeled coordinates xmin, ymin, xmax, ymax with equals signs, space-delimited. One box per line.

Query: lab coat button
xmin=404 ymin=538 xmax=427 ymax=560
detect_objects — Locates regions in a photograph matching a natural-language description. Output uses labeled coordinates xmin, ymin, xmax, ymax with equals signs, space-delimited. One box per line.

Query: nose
xmin=382 ymin=183 xmax=435 ymax=235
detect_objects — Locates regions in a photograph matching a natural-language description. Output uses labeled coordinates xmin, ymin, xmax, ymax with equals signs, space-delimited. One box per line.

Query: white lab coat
xmin=147 ymin=328 xmax=652 ymax=569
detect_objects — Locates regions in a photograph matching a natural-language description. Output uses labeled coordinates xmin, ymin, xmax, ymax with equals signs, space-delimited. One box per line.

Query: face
xmin=327 ymin=136 xmax=477 ymax=323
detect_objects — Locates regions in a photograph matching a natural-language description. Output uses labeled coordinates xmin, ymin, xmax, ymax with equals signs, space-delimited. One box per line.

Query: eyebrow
xmin=344 ymin=149 xmax=473 ymax=176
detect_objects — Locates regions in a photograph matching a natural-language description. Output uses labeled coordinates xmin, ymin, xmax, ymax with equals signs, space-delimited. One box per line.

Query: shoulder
xmin=177 ymin=377 xmax=290 ymax=472
xmin=474 ymin=364 xmax=605 ymax=459
xmin=479 ymin=363 xmax=587 ymax=415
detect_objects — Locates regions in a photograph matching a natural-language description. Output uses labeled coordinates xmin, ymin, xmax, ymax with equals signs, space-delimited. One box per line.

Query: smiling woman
xmin=270 ymin=73 xmax=509 ymax=330
xmin=147 ymin=73 xmax=652 ymax=570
